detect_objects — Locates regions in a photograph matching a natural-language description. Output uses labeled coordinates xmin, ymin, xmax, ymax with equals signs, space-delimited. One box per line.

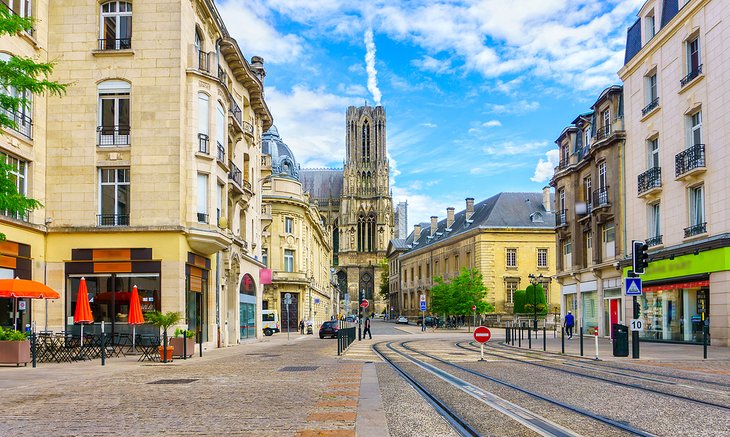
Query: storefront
xmin=0 ymin=240 xmax=33 ymax=330
xmin=580 ymin=281 xmax=598 ymax=334
xmin=185 ymin=252 xmax=210 ymax=342
xmin=239 ymin=273 xmax=256 ymax=339
xmin=638 ymin=278 xmax=709 ymax=343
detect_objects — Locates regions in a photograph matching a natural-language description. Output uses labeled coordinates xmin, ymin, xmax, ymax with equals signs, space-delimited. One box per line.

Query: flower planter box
xmin=157 ymin=345 xmax=174 ymax=362
xmin=170 ymin=337 xmax=194 ymax=358
xmin=0 ymin=340 xmax=31 ymax=366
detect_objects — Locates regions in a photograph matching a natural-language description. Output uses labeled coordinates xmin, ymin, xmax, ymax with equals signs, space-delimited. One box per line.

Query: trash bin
xmin=612 ymin=323 xmax=629 ymax=357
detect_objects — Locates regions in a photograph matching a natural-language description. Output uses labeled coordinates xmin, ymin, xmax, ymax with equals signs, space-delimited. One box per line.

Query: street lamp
xmin=528 ymin=273 xmax=544 ymax=334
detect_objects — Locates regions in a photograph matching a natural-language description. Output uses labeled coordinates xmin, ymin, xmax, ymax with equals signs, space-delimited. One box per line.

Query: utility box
xmin=612 ymin=324 xmax=629 ymax=357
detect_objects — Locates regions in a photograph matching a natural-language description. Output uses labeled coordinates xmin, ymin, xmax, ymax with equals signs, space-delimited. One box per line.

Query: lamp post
xmin=528 ymin=273 xmax=544 ymax=334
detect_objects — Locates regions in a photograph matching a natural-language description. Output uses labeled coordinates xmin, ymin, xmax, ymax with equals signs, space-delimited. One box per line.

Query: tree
xmin=0 ymin=5 xmax=67 ymax=241
xmin=513 ymin=284 xmax=547 ymax=315
xmin=378 ymin=258 xmax=389 ymax=300
xmin=429 ymin=268 xmax=494 ymax=319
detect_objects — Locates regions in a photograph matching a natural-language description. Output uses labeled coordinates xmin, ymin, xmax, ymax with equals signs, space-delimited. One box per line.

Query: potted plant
xmin=170 ymin=327 xmax=195 ymax=358
xmin=146 ymin=311 xmax=181 ymax=362
xmin=0 ymin=328 xmax=31 ymax=366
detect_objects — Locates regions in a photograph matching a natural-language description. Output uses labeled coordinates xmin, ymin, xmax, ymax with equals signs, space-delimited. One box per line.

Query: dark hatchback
xmin=319 ymin=321 xmax=339 ymax=339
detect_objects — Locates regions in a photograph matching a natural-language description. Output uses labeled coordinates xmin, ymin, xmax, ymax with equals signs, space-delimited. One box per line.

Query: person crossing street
xmin=363 ymin=316 xmax=372 ymax=339
xmin=564 ymin=311 xmax=575 ymax=339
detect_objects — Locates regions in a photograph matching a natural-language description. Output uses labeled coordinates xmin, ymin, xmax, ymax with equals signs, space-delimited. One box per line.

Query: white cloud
xmin=483 ymin=140 xmax=548 ymax=156
xmin=482 ymin=120 xmax=501 ymax=128
xmin=531 ymin=149 xmax=560 ymax=183
xmin=420 ymin=122 xmax=437 ymax=128
xmin=485 ymin=100 xmax=540 ymax=115
xmin=265 ymin=85 xmax=359 ymax=167
xmin=364 ymin=28 xmax=382 ymax=105
xmin=391 ymin=185 xmax=450 ymax=230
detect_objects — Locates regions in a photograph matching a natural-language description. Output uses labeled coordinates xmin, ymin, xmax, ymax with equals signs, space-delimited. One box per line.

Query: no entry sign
xmin=360 ymin=299 xmax=369 ymax=308
xmin=474 ymin=326 xmax=491 ymax=343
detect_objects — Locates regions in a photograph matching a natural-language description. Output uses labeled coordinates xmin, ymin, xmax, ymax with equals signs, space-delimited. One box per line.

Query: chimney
xmin=413 ymin=224 xmax=421 ymax=241
xmin=465 ymin=198 xmax=475 ymax=220
xmin=446 ymin=207 xmax=455 ymax=228
xmin=542 ymin=186 xmax=552 ymax=212
xmin=430 ymin=216 xmax=438 ymax=236
xmin=250 ymin=56 xmax=266 ymax=85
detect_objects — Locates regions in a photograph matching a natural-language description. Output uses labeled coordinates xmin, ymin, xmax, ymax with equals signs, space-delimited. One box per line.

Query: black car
xmin=417 ymin=316 xmax=442 ymax=327
xmin=319 ymin=321 xmax=339 ymax=338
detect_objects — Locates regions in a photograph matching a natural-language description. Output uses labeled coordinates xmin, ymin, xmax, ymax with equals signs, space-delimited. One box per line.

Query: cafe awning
xmin=0 ymin=278 xmax=61 ymax=299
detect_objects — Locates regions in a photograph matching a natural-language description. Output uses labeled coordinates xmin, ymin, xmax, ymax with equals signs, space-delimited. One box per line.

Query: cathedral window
xmin=362 ymin=121 xmax=371 ymax=163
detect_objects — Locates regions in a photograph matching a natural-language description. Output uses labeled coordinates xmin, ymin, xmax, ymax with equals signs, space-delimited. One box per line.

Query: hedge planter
xmin=0 ymin=340 xmax=31 ymax=366
xmin=170 ymin=337 xmax=194 ymax=358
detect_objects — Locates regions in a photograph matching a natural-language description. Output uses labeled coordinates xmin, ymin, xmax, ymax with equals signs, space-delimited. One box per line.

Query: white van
xmin=262 ymin=310 xmax=280 ymax=336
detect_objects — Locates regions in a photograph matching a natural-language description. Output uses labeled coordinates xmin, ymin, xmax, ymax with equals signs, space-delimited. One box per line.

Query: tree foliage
xmin=513 ymin=284 xmax=547 ymax=314
xmin=378 ymin=258 xmax=389 ymax=300
xmin=429 ymin=268 xmax=494 ymax=319
xmin=0 ymin=5 xmax=68 ymax=241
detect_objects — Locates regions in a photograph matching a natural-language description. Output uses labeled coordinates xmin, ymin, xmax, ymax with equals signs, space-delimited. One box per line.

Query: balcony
xmin=243 ymin=121 xmax=254 ymax=138
xmin=216 ymin=142 xmax=225 ymax=164
xmin=684 ymin=222 xmax=707 ymax=238
xmin=218 ymin=65 xmax=228 ymax=87
xmin=97 ymin=125 xmax=130 ymax=146
xmin=592 ymin=187 xmax=609 ymax=209
xmin=229 ymin=99 xmax=243 ymax=128
xmin=98 ymin=38 xmax=132 ymax=51
xmin=641 ymin=97 xmax=659 ymax=116
xmin=229 ymin=161 xmax=243 ymax=187
xmin=675 ymin=144 xmax=705 ymax=179
xmin=637 ymin=167 xmax=662 ymax=197
xmin=3 ymin=110 xmax=32 ymax=139
xmin=557 ymin=209 xmax=567 ymax=227
xmin=98 ymin=214 xmax=129 ymax=227
xmin=2 ymin=209 xmax=29 ymax=222
xmin=594 ymin=125 xmax=611 ymax=141
xmin=558 ymin=158 xmax=568 ymax=170
xmin=646 ymin=235 xmax=663 ymax=247
xmin=197 ymin=212 xmax=208 ymax=224
xmin=198 ymin=133 xmax=209 ymax=154
xmin=680 ymin=64 xmax=702 ymax=87
xmin=198 ymin=50 xmax=211 ymax=74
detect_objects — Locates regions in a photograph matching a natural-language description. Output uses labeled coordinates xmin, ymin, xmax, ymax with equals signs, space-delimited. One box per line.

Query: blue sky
xmin=216 ymin=0 xmax=643 ymax=226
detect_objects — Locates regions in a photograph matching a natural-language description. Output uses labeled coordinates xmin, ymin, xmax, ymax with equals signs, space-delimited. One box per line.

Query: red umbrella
xmin=0 ymin=278 xmax=61 ymax=330
xmin=127 ymin=285 xmax=145 ymax=352
xmin=74 ymin=277 xmax=93 ymax=346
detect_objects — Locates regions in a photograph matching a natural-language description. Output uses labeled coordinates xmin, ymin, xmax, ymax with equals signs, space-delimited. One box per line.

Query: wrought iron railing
xmin=641 ymin=97 xmax=659 ymax=116
xmin=558 ymin=159 xmax=568 ymax=170
xmin=98 ymin=38 xmax=132 ymax=50
xmin=585 ymin=200 xmax=593 ymax=214
xmin=594 ymin=125 xmax=611 ymax=141
xmin=2 ymin=209 xmax=29 ymax=222
xmin=216 ymin=142 xmax=225 ymax=163
xmin=230 ymin=99 xmax=243 ymax=126
xmin=557 ymin=209 xmax=567 ymax=226
xmin=98 ymin=214 xmax=129 ymax=226
xmin=637 ymin=167 xmax=661 ymax=195
xmin=684 ymin=222 xmax=706 ymax=238
xmin=646 ymin=235 xmax=663 ymax=247
xmin=229 ymin=161 xmax=242 ymax=187
xmin=680 ymin=64 xmax=702 ymax=87
xmin=97 ymin=125 xmax=130 ymax=146
xmin=243 ymin=121 xmax=254 ymax=136
xmin=675 ymin=144 xmax=705 ymax=177
xmin=3 ymin=110 xmax=32 ymax=139
xmin=218 ymin=65 xmax=228 ymax=86
xmin=593 ymin=187 xmax=609 ymax=207
xmin=198 ymin=133 xmax=209 ymax=154
xmin=198 ymin=50 xmax=210 ymax=73
xmin=197 ymin=212 xmax=208 ymax=224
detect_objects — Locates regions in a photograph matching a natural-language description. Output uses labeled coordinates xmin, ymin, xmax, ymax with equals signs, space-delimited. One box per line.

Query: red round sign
xmin=474 ymin=326 xmax=491 ymax=343
xmin=359 ymin=299 xmax=369 ymax=308
xmin=472 ymin=305 xmax=477 ymax=311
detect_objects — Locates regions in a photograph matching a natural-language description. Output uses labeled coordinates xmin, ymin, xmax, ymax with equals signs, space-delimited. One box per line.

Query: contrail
xmin=364 ymin=28 xmax=382 ymax=106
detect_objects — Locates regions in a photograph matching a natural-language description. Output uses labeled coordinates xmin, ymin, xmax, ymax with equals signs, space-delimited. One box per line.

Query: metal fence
xmin=337 ymin=326 xmax=356 ymax=356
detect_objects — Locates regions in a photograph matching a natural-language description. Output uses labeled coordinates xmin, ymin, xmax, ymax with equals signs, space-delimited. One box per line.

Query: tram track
xmin=374 ymin=340 xmax=654 ymax=437
xmin=456 ymin=341 xmax=730 ymax=411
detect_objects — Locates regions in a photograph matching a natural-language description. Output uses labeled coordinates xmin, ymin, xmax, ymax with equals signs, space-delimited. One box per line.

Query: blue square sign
xmin=625 ymin=277 xmax=642 ymax=296
xmin=420 ymin=301 xmax=427 ymax=311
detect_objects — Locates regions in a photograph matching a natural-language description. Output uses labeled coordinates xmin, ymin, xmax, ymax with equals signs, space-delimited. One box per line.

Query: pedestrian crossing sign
xmin=625 ymin=277 xmax=642 ymax=296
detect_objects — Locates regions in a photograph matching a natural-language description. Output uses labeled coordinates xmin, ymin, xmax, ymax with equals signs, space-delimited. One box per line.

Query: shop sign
xmin=642 ymin=280 xmax=709 ymax=293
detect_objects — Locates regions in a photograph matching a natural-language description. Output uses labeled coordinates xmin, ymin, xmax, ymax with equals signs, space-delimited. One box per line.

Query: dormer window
xmin=644 ymin=10 xmax=655 ymax=43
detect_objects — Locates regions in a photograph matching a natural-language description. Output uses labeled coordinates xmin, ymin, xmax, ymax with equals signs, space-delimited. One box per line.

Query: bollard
xmin=561 ymin=326 xmax=565 ymax=354
xmin=579 ymin=326 xmax=584 ymax=357
xmin=31 ymin=331 xmax=37 ymax=368
xmin=199 ymin=330 xmax=203 ymax=358
xmin=183 ymin=330 xmax=188 ymax=360
xmin=543 ymin=326 xmax=546 ymax=351
xmin=518 ymin=327 xmax=522 ymax=348
xmin=703 ymin=324 xmax=708 ymax=360
xmin=505 ymin=325 xmax=510 ymax=344
xmin=528 ymin=326 xmax=532 ymax=349
xmin=594 ymin=327 xmax=599 ymax=360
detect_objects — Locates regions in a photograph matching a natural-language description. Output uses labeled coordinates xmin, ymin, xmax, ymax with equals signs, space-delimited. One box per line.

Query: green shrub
xmin=0 ymin=328 xmax=27 ymax=341
xmin=174 ymin=328 xmax=194 ymax=338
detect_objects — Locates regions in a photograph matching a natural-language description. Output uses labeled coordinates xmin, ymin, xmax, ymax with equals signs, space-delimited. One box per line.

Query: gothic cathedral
xmin=300 ymin=105 xmax=393 ymax=315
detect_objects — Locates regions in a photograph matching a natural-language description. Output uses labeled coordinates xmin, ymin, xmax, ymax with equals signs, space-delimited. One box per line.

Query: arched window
xmin=357 ymin=212 xmax=365 ymax=252
xmin=367 ymin=212 xmax=376 ymax=252
xmin=100 ymin=2 xmax=132 ymax=50
xmin=362 ymin=120 xmax=370 ymax=162
xmin=194 ymin=27 xmax=204 ymax=52
xmin=98 ymin=80 xmax=131 ymax=146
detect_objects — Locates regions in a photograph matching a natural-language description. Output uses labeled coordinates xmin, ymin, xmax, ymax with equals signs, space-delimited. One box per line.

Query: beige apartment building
xmin=260 ymin=127 xmax=336 ymax=331
xmin=387 ymin=193 xmax=557 ymax=322
xmin=550 ymin=86 xmax=627 ymax=337
xmin=619 ymin=0 xmax=729 ymax=345
xmin=1 ymin=0 xmax=273 ymax=347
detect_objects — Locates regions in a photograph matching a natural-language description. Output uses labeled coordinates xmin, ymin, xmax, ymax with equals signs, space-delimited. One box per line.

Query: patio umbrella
xmin=74 ymin=277 xmax=93 ymax=346
xmin=127 ymin=285 xmax=145 ymax=352
xmin=0 ymin=278 xmax=61 ymax=330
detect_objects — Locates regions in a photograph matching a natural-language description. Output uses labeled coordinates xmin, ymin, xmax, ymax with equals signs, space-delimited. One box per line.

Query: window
xmin=506 ymin=248 xmax=517 ymax=268
xmin=5 ymin=0 xmax=32 ymax=19
xmin=100 ymin=2 xmax=132 ymax=50
xmin=197 ymin=93 xmax=209 ymax=153
xmin=410 ymin=267 xmax=414 ymax=283
xmin=216 ymin=182 xmax=223 ymax=226
xmin=262 ymin=248 xmax=268 ymax=267
xmin=426 ymin=263 xmax=430 ymax=278
xmin=505 ymin=279 xmax=518 ymax=305
xmin=645 ymin=11 xmax=655 ymax=42
xmin=687 ymin=36 xmax=700 ymax=75
xmin=602 ymin=221 xmax=616 ymax=259
xmin=643 ymin=73 xmax=658 ymax=115
xmin=284 ymin=250 xmax=294 ymax=272
xmin=434 ymin=261 xmax=439 ymax=276
xmin=584 ymin=129 xmax=591 ymax=149
xmin=560 ymin=143 xmax=569 ymax=167
xmin=649 ymin=138 xmax=659 ymax=168
xmin=537 ymin=249 xmax=548 ymax=268
xmin=454 ymin=255 xmax=459 ymax=272
xmin=444 ymin=258 xmax=449 ymax=275
xmin=99 ymin=168 xmax=130 ymax=226
xmin=558 ymin=188 xmax=565 ymax=213
xmin=1 ymin=153 xmax=28 ymax=220
xmin=216 ymin=102 xmax=225 ymax=161
xmin=689 ymin=185 xmax=704 ymax=227
xmin=602 ymin=109 xmax=610 ymax=135
xmin=196 ymin=173 xmax=208 ymax=223
xmin=689 ymin=111 xmax=702 ymax=147
xmin=562 ymin=239 xmax=572 ymax=270
xmin=598 ymin=161 xmax=607 ymax=190
xmin=584 ymin=232 xmax=593 ymax=266
xmin=583 ymin=176 xmax=592 ymax=209
xmin=649 ymin=202 xmax=661 ymax=239
xmin=418 ymin=266 xmax=422 ymax=280
xmin=0 ymin=53 xmax=33 ymax=139
xmin=285 ymin=217 xmax=293 ymax=234
xmin=98 ymin=80 xmax=130 ymax=146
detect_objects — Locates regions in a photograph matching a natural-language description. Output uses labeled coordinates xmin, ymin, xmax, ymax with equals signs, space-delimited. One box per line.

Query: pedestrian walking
xmin=363 ymin=316 xmax=372 ymax=339
xmin=299 ymin=319 xmax=305 ymax=335
xmin=564 ymin=311 xmax=575 ymax=339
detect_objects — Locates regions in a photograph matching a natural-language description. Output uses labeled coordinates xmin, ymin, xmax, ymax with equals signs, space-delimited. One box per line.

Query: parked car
xmin=417 ymin=316 xmax=442 ymax=327
xmin=345 ymin=315 xmax=357 ymax=323
xmin=262 ymin=310 xmax=280 ymax=336
xmin=319 ymin=321 xmax=339 ymax=339
xmin=396 ymin=316 xmax=409 ymax=324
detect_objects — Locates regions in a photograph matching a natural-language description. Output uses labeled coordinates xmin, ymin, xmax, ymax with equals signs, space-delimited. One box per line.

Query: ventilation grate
xmin=148 ymin=378 xmax=198 ymax=385
xmin=279 ymin=366 xmax=318 ymax=372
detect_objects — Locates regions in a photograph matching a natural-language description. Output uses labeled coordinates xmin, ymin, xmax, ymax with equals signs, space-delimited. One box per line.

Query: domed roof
xmin=262 ymin=126 xmax=299 ymax=179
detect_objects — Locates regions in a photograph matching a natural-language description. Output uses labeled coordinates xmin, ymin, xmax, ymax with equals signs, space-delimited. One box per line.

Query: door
xmin=609 ymin=299 xmax=620 ymax=338
xmin=280 ymin=292 xmax=299 ymax=331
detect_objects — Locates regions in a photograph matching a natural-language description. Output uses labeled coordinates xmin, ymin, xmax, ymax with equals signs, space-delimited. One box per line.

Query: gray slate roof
xmin=399 ymin=192 xmax=555 ymax=254
xmin=299 ymin=169 xmax=343 ymax=200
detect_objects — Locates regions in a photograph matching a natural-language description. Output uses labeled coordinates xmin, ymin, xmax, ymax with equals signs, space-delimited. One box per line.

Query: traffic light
xmin=632 ymin=240 xmax=649 ymax=274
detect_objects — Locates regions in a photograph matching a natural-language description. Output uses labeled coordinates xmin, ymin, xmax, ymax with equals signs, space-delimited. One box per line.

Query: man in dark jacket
xmin=564 ymin=311 xmax=575 ymax=339
xmin=363 ymin=316 xmax=372 ymax=339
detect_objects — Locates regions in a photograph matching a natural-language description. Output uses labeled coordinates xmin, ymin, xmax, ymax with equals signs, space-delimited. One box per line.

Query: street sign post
xmin=419 ymin=301 xmax=426 ymax=312
xmin=625 ymin=277 xmax=642 ymax=296
xmin=471 ymin=305 xmax=477 ymax=333
xmin=474 ymin=326 xmax=491 ymax=361
xmin=630 ymin=319 xmax=644 ymax=331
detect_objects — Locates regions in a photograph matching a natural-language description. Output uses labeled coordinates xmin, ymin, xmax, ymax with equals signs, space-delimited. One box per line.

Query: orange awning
xmin=0 ymin=278 xmax=60 ymax=299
